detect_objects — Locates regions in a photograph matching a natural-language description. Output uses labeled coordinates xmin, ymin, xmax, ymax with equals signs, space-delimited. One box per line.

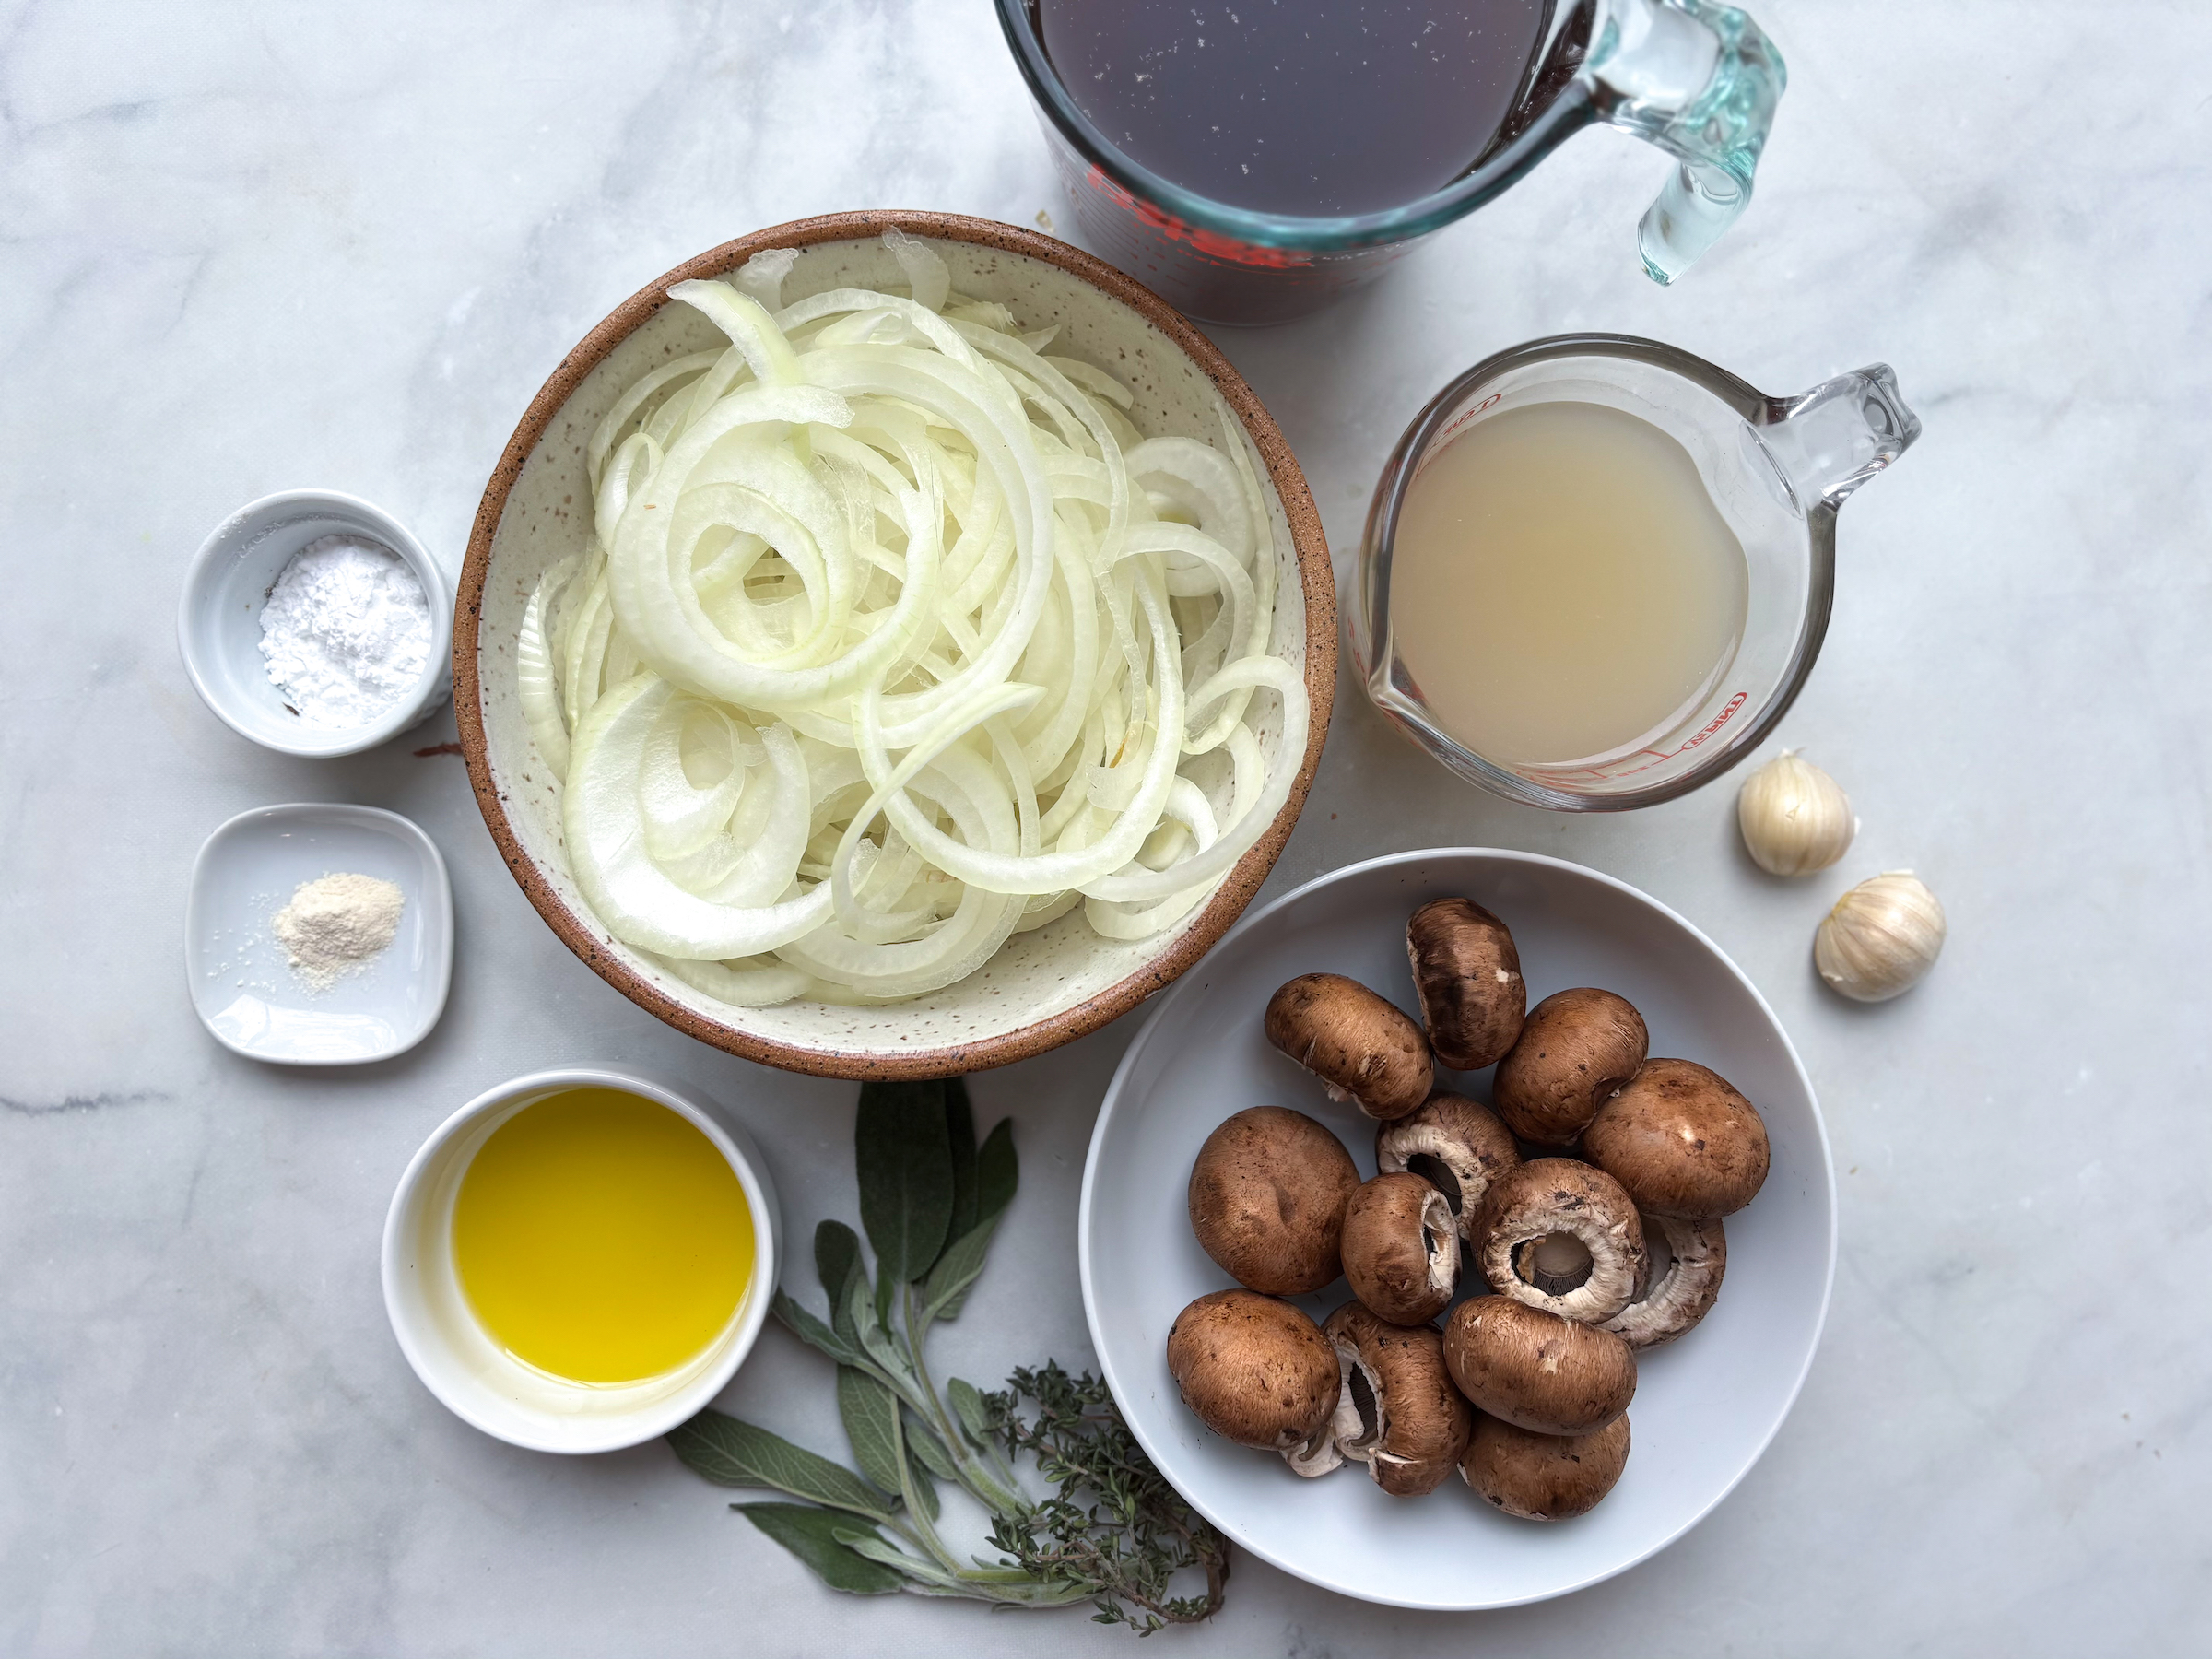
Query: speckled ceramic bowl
xmin=456 ymin=211 xmax=1333 ymax=1078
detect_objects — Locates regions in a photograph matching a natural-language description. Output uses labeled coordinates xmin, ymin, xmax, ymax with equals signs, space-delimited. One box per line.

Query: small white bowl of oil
xmin=382 ymin=1065 xmax=782 ymax=1453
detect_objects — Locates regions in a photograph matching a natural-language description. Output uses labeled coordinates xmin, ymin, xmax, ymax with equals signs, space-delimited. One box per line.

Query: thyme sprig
xmin=984 ymin=1363 xmax=1231 ymax=1633
xmin=666 ymin=1078 xmax=1227 ymax=1633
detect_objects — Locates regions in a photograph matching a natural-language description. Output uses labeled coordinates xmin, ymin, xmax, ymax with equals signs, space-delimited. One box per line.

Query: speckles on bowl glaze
xmin=454 ymin=211 xmax=1333 ymax=1078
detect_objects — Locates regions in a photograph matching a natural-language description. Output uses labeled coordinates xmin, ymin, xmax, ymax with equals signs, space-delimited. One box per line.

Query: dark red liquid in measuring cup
xmin=1035 ymin=0 xmax=1549 ymax=218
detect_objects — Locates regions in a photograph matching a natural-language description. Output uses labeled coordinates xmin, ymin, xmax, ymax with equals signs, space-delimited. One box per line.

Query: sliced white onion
xmin=564 ymin=675 xmax=832 ymax=959
xmin=517 ymin=553 xmax=579 ymax=773
xmin=531 ymin=240 xmax=1306 ymax=1006
xmin=653 ymin=951 xmax=814 ymax=1007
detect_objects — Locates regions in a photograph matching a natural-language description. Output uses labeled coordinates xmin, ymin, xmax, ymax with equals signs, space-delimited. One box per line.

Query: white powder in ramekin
xmin=258 ymin=535 xmax=430 ymax=727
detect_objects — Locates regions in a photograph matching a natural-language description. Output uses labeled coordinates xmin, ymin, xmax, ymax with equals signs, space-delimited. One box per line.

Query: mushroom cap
xmin=1461 ymin=1412 xmax=1631 ymax=1521
xmin=1341 ymin=1172 xmax=1460 ymax=1326
xmin=1474 ymin=1158 xmax=1647 ymax=1324
xmin=1441 ymin=1296 xmax=1636 ymax=1436
xmin=1373 ymin=1090 xmax=1522 ymax=1242
xmin=1406 ymin=898 xmax=1527 ymax=1071
xmin=1600 ymin=1214 xmax=1726 ymax=1348
xmin=1264 ymin=972 xmax=1433 ymax=1121
xmin=1166 ymin=1289 xmax=1341 ymax=1452
xmin=1583 ymin=1058 xmax=1771 ymax=1218
xmin=1187 ymin=1106 xmax=1360 ymax=1296
xmin=1323 ymin=1301 xmax=1473 ymax=1496
xmin=1491 ymin=988 xmax=1648 ymax=1144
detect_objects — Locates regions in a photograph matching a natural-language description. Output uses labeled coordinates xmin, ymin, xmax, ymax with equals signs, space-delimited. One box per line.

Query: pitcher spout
xmin=1758 ymin=364 xmax=1922 ymax=510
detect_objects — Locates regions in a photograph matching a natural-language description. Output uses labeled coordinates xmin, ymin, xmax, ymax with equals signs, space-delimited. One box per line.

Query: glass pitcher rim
xmin=1359 ymin=332 xmax=1839 ymax=814
xmin=993 ymin=0 xmax=1602 ymax=254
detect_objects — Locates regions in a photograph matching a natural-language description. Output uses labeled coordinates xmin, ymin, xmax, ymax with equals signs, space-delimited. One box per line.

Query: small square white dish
xmin=176 ymin=488 xmax=453 ymax=758
xmin=186 ymin=804 xmax=453 ymax=1065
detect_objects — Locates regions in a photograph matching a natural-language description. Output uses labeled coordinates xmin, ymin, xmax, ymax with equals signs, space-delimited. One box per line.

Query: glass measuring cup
xmin=1350 ymin=335 xmax=1921 ymax=811
xmin=995 ymin=0 xmax=1786 ymax=325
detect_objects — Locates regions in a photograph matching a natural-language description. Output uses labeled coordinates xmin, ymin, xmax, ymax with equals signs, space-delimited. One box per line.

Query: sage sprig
xmin=667 ymin=1077 xmax=1228 ymax=1632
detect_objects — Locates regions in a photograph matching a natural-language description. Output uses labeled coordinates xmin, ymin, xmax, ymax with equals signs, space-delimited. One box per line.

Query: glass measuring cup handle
xmin=1582 ymin=0 xmax=1787 ymax=283
xmin=1759 ymin=364 xmax=1924 ymax=510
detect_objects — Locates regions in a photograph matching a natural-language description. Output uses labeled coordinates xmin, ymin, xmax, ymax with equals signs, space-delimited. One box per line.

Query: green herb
xmin=983 ymin=1363 xmax=1230 ymax=1633
xmin=666 ymin=1077 xmax=1228 ymax=1633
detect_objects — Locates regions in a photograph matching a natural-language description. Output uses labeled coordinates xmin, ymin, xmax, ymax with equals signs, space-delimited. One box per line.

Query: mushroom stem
xmin=1474 ymin=1159 xmax=1646 ymax=1324
xmin=1515 ymin=1231 xmax=1594 ymax=1297
xmin=1344 ymin=1359 xmax=1383 ymax=1455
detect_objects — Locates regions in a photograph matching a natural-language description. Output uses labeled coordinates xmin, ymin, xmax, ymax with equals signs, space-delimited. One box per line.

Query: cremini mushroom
xmin=1166 ymin=1289 xmax=1341 ymax=1452
xmin=1600 ymin=1214 xmax=1726 ymax=1348
xmin=1492 ymin=988 xmax=1649 ymax=1144
xmin=1474 ymin=1158 xmax=1646 ymax=1325
xmin=1583 ymin=1058 xmax=1771 ymax=1218
xmin=1187 ymin=1106 xmax=1360 ymax=1295
xmin=1321 ymin=1301 xmax=1473 ymax=1496
xmin=1460 ymin=1412 xmax=1631 ymax=1521
xmin=1264 ymin=972 xmax=1433 ymax=1121
xmin=1373 ymin=1090 xmax=1521 ymax=1243
xmin=1441 ymin=1295 xmax=1636 ymax=1436
xmin=1406 ymin=897 xmax=1526 ymax=1071
xmin=1341 ymin=1172 xmax=1459 ymax=1325
xmin=1486 ymin=986 xmax=1645 ymax=1141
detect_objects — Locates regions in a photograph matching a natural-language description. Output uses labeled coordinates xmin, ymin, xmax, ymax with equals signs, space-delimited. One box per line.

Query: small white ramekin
xmin=178 ymin=488 xmax=452 ymax=757
xmin=382 ymin=1065 xmax=782 ymax=1454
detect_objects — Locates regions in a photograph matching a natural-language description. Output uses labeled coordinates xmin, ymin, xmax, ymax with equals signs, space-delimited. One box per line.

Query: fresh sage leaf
xmin=947 ymin=1378 xmax=994 ymax=1450
xmin=836 ymin=1367 xmax=906 ymax=1503
xmin=736 ymin=1503 xmax=905 ymax=1595
xmin=816 ymin=1220 xmax=863 ymax=1312
xmin=904 ymin=1412 xmax=959 ymax=1483
xmin=946 ymin=1078 xmax=979 ymax=1243
xmin=831 ymin=1530 xmax=969 ymax=1601
xmin=833 ymin=1527 xmax=962 ymax=1590
xmin=881 ymin=1388 xmax=941 ymax=1523
xmin=840 ymin=1270 xmax=912 ymax=1390
xmin=903 ymin=1445 xmax=940 ymax=1522
xmin=924 ymin=1212 xmax=1004 ymax=1321
xmin=855 ymin=1080 xmax=957 ymax=1312
xmin=676 ymin=1075 xmax=1229 ymax=1630
xmin=667 ymin=1411 xmax=893 ymax=1520
xmin=856 ymin=1286 xmax=914 ymax=1382
xmin=975 ymin=1117 xmax=1018 ymax=1230
xmin=773 ymin=1289 xmax=866 ymax=1370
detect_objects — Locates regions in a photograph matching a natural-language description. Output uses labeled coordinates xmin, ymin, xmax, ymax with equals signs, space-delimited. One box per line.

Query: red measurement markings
xmin=1083 ymin=166 xmax=1315 ymax=268
xmin=1530 ymin=692 xmax=1750 ymax=784
xmin=1410 ymin=394 xmax=1505 ymax=480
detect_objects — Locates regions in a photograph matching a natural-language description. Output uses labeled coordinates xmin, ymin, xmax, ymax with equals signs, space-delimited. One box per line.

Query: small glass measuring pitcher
xmin=995 ymin=0 xmax=1786 ymax=324
xmin=1350 ymin=335 xmax=1921 ymax=811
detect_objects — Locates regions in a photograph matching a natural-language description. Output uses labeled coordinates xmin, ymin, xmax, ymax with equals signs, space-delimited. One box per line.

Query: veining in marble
xmin=3 ymin=2 xmax=2207 ymax=1653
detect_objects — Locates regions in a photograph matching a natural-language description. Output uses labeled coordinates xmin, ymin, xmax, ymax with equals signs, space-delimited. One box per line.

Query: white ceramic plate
xmin=185 ymin=804 xmax=454 ymax=1064
xmin=1079 ymin=849 xmax=1835 ymax=1610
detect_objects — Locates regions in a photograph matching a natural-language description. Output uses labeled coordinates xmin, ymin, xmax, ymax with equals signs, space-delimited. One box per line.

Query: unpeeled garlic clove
xmin=1815 ymin=872 xmax=1946 ymax=1002
xmin=1737 ymin=750 xmax=1855 ymax=877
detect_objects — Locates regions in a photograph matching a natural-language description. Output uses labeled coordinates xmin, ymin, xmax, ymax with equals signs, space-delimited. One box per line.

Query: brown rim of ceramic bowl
xmin=454 ymin=210 xmax=1335 ymax=1079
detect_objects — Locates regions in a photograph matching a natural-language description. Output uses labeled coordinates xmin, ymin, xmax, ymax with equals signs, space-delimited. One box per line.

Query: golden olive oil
xmin=1390 ymin=400 xmax=1749 ymax=765
xmin=453 ymin=1088 xmax=754 ymax=1384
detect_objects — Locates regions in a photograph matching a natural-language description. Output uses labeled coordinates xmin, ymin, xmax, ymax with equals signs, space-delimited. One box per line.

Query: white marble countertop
xmin=5 ymin=2 xmax=2206 ymax=1652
